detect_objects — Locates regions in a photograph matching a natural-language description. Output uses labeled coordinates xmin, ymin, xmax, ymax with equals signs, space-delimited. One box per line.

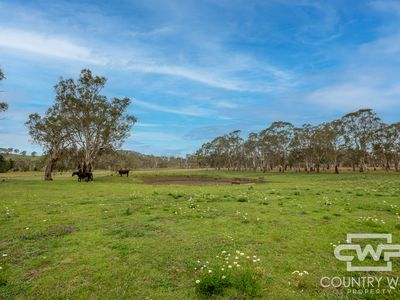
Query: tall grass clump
xmin=194 ymin=250 xmax=262 ymax=298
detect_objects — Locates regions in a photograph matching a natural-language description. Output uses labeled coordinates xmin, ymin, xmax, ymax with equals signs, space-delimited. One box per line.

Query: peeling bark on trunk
xmin=83 ymin=161 xmax=93 ymax=173
xmin=44 ymin=157 xmax=57 ymax=181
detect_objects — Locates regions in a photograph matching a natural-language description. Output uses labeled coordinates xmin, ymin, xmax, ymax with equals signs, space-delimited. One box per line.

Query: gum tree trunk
xmin=335 ymin=165 xmax=339 ymax=174
xmin=44 ymin=156 xmax=57 ymax=181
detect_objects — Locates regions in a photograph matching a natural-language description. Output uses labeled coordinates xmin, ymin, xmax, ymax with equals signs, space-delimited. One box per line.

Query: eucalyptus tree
xmin=26 ymin=104 xmax=72 ymax=180
xmin=195 ymin=142 xmax=211 ymax=168
xmin=225 ymin=130 xmax=243 ymax=170
xmin=257 ymin=129 xmax=273 ymax=172
xmin=243 ymin=132 xmax=259 ymax=171
xmin=0 ymin=66 xmax=8 ymax=173
xmin=341 ymin=109 xmax=382 ymax=172
xmin=0 ymin=67 xmax=8 ymax=113
xmin=260 ymin=122 xmax=294 ymax=172
xmin=390 ymin=123 xmax=400 ymax=172
xmin=211 ymin=136 xmax=228 ymax=169
xmin=311 ymin=124 xmax=336 ymax=173
xmin=55 ymin=69 xmax=137 ymax=172
xmin=322 ymin=120 xmax=345 ymax=173
xmin=192 ymin=108 xmax=397 ymax=173
xmin=290 ymin=124 xmax=314 ymax=172
xmin=374 ymin=123 xmax=400 ymax=171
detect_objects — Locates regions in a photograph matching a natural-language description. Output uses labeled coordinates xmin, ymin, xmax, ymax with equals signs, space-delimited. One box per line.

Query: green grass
xmin=0 ymin=170 xmax=400 ymax=299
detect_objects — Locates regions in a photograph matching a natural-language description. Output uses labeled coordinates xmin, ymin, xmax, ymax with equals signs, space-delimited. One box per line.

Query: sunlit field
xmin=1 ymin=170 xmax=399 ymax=299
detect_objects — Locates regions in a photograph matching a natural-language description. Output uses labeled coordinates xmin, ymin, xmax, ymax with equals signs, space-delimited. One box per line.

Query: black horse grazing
xmin=118 ymin=169 xmax=130 ymax=177
xmin=72 ymin=171 xmax=93 ymax=182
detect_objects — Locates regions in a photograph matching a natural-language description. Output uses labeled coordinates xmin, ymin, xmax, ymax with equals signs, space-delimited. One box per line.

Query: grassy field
xmin=0 ymin=170 xmax=400 ymax=299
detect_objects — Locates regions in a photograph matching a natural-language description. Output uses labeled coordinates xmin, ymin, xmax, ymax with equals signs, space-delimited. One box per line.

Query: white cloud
xmin=134 ymin=122 xmax=160 ymax=127
xmin=305 ymin=82 xmax=400 ymax=111
xmin=0 ymin=20 xmax=295 ymax=92
xmin=213 ymin=100 xmax=239 ymax=109
xmin=359 ymin=34 xmax=400 ymax=57
xmin=370 ymin=0 xmax=400 ymax=16
xmin=125 ymin=63 xmax=249 ymax=91
xmin=135 ymin=99 xmax=213 ymax=117
xmin=0 ymin=28 xmax=105 ymax=64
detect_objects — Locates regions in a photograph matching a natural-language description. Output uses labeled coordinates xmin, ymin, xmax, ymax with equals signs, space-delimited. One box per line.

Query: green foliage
xmin=195 ymin=250 xmax=262 ymax=298
xmin=192 ymin=108 xmax=400 ymax=174
xmin=0 ymin=155 xmax=12 ymax=173
xmin=54 ymin=69 xmax=137 ymax=170
xmin=237 ymin=196 xmax=248 ymax=202
xmin=0 ymin=102 xmax=7 ymax=112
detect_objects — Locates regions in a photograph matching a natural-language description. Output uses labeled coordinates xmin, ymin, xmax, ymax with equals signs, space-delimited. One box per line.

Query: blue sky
xmin=0 ymin=0 xmax=400 ymax=156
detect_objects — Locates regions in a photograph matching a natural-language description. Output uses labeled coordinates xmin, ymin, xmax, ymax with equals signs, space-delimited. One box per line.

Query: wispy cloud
xmin=0 ymin=28 xmax=105 ymax=64
xmin=0 ymin=27 xmax=292 ymax=92
xmin=125 ymin=63 xmax=250 ymax=91
xmin=135 ymin=99 xmax=213 ymax=117
xmin=359 ymin=33 xmax=400 ymax=57
xmin=135 ymin=122 xmax=160 ymax=128
xmin=370 ymin=0 xmax=400 ymax=16
xmin=305 ymin=82 xmax=400 ymax=111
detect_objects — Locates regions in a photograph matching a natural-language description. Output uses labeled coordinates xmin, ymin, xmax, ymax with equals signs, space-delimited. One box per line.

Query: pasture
xmin=0 ymin=170 xmax=400 ymax=299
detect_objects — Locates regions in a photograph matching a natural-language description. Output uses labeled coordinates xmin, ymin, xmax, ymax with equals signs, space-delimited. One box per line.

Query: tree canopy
xmin=191 ymin=109 xmax=400 ymax=173
xmin=26 ymin=69 xmax=136 ymax=179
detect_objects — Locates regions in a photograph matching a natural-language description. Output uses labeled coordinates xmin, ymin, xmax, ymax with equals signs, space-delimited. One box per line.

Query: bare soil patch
xmin=141 ymin=176 xmax=262 ymax=185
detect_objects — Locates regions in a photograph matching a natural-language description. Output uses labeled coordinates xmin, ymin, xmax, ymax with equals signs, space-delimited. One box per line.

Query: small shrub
xmin=0 ymin=276 xmax=7 ymax=287
xmin=168 ymin=192 xmax=183 ymax=199
xmin=196 ymin=269 xmax=227 ymax=296
xmin=194 ymin=250 xmax=262 ymax=298
xmin=289 ymin=270 xmax=309 ymax=290
xmin=237 ymin=197 xmax=248 ymax=203
xmin=125 ymin=208 xmax=132 ymax=216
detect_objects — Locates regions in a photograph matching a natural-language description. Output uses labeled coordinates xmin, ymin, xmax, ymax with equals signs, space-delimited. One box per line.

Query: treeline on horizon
xmin=190 ymin=109 xmax=400 ymax=173
xmin=0 ymin=149 xmax=189 ymax=173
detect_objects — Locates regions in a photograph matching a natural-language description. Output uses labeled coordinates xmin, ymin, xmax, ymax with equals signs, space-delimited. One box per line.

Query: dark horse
xmin=118 ymin=169 xmax=130 ymax=177
xmin=72 ymin=170 xmax=93 ymax=182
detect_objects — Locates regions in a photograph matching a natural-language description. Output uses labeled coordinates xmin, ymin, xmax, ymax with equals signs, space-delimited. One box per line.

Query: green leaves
xmin=26 ymin=69 xmax=137 ymax=176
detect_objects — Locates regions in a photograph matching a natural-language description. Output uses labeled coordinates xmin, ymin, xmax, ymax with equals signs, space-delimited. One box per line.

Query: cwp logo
xmin=334 ymin=234 xmax=400 ymax=271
